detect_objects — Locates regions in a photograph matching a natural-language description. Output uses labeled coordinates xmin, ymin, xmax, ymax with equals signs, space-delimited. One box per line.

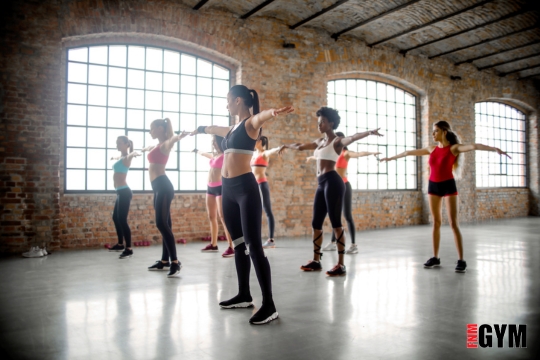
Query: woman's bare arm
xmin=380 ymin=147 xmax=433 ymax=162
xmin=453 ymin=143 xmax=511 ymax=158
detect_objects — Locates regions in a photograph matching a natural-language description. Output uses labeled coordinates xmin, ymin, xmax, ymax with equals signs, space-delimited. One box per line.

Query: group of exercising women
xmin=107 ymin=84 xmax=510 ymax=325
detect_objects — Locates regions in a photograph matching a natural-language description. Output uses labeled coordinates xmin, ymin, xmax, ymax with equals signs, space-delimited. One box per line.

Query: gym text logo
xmin=467 ymin=324 xmax=526 ymax=348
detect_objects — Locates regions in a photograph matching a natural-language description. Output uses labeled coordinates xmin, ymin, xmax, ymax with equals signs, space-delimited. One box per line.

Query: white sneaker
xmin=41 ymin=247 xmax=48 ymax=256
xmin=22 ymin=247 xmax=44 ymax=258
xmin=346 ymin=244 xmax=358 ymax=254
xmin=322 ymin=242 xmax=336 ymax=251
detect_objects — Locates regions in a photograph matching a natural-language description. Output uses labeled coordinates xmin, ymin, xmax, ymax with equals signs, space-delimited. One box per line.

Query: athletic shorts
xmin=428 ymin=178 xmax=458 ymax=197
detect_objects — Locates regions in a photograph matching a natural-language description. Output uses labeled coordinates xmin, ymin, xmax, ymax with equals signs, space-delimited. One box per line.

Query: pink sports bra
xmin=209 ymin=154 xmax=224 ymax=169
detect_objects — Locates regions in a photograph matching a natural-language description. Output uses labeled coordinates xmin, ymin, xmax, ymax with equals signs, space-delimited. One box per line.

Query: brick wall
xmin=1 ymin=0 xmax=539 ymax=253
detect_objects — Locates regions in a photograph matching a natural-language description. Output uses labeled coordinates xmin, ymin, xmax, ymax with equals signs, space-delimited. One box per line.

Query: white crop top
xmin=313 ymin=138 xmax=340 ymax=162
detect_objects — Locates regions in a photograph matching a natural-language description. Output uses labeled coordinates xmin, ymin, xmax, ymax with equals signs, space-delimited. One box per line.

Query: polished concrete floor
xmin=0 ymin=217 xmax=539 ymax=360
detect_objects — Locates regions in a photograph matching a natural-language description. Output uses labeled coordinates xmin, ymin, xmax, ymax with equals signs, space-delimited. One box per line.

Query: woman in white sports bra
xmin=279 ymin=107 xmax=382 ymax=276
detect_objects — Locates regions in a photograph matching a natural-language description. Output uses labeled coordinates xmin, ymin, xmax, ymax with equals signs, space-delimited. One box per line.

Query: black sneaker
xmin=424 ymin=257 xmax=441 ymax=268
xmin=300 ymin=260 xmax=322 ymax=271
xmin=219 ymin=294 xmax=254 ymax=309
xmin=455 ymin=260 xmax=467 ymax=273
xmin=148 ymin=260 xmax=171 ymax=271
xmin=119 ymin=249 xmax=133 ymax=259
xmin=326 ymin=263 xmax=346 ymax=277
xmin=167 ymin=262 xmax=182 ymax=277
xmin=109 ymin=244 xmax=125 ymax=252
xmin=249 ymin=302 xmax=278 ymax=325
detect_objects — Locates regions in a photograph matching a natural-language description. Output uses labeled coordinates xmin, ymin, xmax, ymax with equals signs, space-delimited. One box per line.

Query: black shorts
xmin=207 ymin=185 xmax=222 ymax=197
xmin=428 ymin=178 xmax=458 ymax=197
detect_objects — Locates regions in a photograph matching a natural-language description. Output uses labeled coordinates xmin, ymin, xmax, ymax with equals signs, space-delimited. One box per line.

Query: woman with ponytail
xmin=190 ymin=85 xmax=293 ymax=325
xmin=142 ymin=118 xmax=189 ymax=277
xmin=194 ymin=135 xmax=235 ymax=257
xmin=380 ymin=121 xmax=510 ymax=273
xmin=109 ymin=136 xmax=140 ymax=259
xmin=251 ymin=135 xmax=282 ymax=248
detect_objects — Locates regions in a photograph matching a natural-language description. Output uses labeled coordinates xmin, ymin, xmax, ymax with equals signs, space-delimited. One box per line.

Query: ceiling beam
xmin=193 ymin=0 xmax=210 ymax=10
xmin=400 ymin=8 xmax=529 ymax=55
xmin=478 ymin=52 xmax=540 ymax=70
xmin=240 ymin=0 xmax=276 ymax=20
xmin=330 ymin=0 xmax=422 ymax=40
xmin=429 ymin=24 xmax=538 ymax=59
xmin=519 ymin=72 xmax=540 ymax=79
xmin=290 ymin=0 xmax=351 ymax=30
xmin=501 ymin=63 xmax=540 ymax=76
xmin=369 ymin=0 xmax=494 ymax=47
xmin=455 ymin=39 xmax=540 ymax=66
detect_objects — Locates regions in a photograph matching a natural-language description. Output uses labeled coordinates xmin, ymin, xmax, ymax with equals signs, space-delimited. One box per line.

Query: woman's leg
xmin=221 ymin=186 xmax=252 ymax=305
xmin=154 ymin=182 xmax=177 ymax=263
xmin=206 ymin=195 xmax=219 ymax=247
xmin=259 ymin=182 xmax=275 ymax=239
xmin=343 ymin=182 xmax=355 ymax=245
xmin=118 ymin=189 xmax=133 ymax=249
xmin=428 ymin=195 xmax=443 ymax=258
xmin=445 ymin=195 xmax=463 ymax=260
xmin=217 ymin=196 xmax=233 ymax=249
xmin=112 ymin=195 xmax=123 ymax=245
xmin=311 ymin=184 xmax=327 ymax=262
xmin=325 ymin=175 xmax=345 ymax=266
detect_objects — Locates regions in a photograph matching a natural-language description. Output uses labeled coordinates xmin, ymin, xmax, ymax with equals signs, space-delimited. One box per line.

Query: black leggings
xmin=222 ymin=172 xmax=273 ymax=303
xmin=151 ymin=175 xmax=177 ymax=262
xmin=331 ymin=181 xmax=355 ymax=244
xmin=259 ymin=181 xmax=275 ymax=239
xmin=112 ymin=187 xmax=132 ymax=247
xmin=312 ymin=171 xmax=345 ymax=230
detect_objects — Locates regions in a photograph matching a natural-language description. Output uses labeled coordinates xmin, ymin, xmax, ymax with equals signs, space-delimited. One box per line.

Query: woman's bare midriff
xmin=113 ymin=173 xmax=128 ymax=189
xmin=208 ymin=167 xmax=222 ymax=183
xmin=251 ymin=166 xmax=266 ymax=181
xmin=336 ymin=167 xmax=347 ymax=179
xmin=317 ymin=159 xmax=337 ymax=176
xmin=222 ymin=153 xmax=253 ymax=178
xmin=149 ymin=164 xmax=166 ymax=182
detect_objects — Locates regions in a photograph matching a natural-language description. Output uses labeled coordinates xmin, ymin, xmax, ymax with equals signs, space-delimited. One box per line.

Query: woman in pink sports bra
xmin=251 ymin=135 xmax=281 ymax=249
xmin=194 ymin=135 xmax=234 ymax=257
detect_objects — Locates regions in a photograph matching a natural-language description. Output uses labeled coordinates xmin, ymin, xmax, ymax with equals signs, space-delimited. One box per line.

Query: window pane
xmin=108 ymin=108 xmax=125 ymax=128
xmin=88 ymin=128 xmax=106 ymax=148
xmin=68 ymin=62 xmax=87 ymax=83
xmin=109 ymin=46 xmax=126 ymax=67
xmin=127 ymin=89 xmax=144 ymax=109
xmin=197 ymin=59 xmax=212 ymax=77
xmin=146 ymin=71 xmax=162 ymax=91
xmin=164 ymin=73 xmax=180 ymax=92
xmin=146 ymin=91 xmax=162 ymax=110
xmin=181 ymin=94 xmax=196 ymax=113
xmin=67 ymin=127 xmax=86 ymax=147
xmin=108 ymin=87 xmax=126 ymax=108
xmin=146 ymin=48 xmax=163 ymax=72
xmin=128 ymin=69 xmax=144 ymax=89
xmin=128 ymin=46 xmax=145 ymax=69
xmin=181 ymin=75 xmax=196 ymax=94
xmin=67 ymin=105 xmax=87 ymax=126
xmin=88 ymin=65 xmax=107 ymax=85
xmin=197 ymin=96 xmax=212 ymax=114
xmin=164 ymin=51 xmax=180 ymax=73
xmin=181 ymin=55 xmax=196 ymax=75
xmin=66 ymin=170 xmax=86 ymax=190
xmin=88 ymin=85 xmax=107 ymax=106
xmin=213 ymin=64 xmax=229 ymax=79
xmin=197 ymin=77 xmax=212 ymax=96
xmin=87 ymin=170 xmax=106 ymax=190
xmin=88 ymin=106 xmax=106 ymax=127
xmin=127 ymin=109 xmax=144 ymax=129
xmin=69 ymin=47 xmax=88 ymax=62
xmin=163 ymin=92 xmax=179 ymax=112
xmin=89 ymin=46 xmax=107 ymax=65
xmin=109 ymin=67 xmax=126 ymax=87
xmin=66 ymin=148 xmax=86 ymax=168
xmin=87 ymin=149 xmax=106 ymax=169
xmin=67 ymin=83 xmax=87 ymax=104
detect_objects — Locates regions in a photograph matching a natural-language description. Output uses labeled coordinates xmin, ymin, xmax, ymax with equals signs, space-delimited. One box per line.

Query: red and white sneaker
xmin=201 ymin=244 xmax=219 ymax=252
xmin=222 ymin=247 xmax=235 ymax=258
xmin=326 ymin=263 xmax=346 ymax=277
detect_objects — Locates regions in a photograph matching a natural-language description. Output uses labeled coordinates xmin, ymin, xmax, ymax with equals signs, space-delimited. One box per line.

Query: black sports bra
xmin=222 ymin=117 xmax=261 ymax=155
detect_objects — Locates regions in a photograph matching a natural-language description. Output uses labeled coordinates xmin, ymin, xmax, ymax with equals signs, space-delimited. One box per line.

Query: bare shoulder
xmin=427 ymin=145 xmax=437 ymax=153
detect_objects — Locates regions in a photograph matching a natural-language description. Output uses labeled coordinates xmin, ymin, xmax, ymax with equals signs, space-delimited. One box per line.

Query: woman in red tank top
xmin=380 ymin=121 xmax=510 ymax=273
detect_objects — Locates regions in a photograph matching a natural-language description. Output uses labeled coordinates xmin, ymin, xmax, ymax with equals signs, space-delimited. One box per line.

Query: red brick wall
xmin=1 ymin=0 xmax=539 ymax=253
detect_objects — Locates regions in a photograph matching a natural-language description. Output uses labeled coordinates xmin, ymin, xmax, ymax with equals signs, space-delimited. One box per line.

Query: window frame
xmin=474 ymin=101 xmax=528 ymax=189
xmin=327 ymin=78 xmax=419 ymax=191
xmin=63 ymin=43 xmax=233 ymax=194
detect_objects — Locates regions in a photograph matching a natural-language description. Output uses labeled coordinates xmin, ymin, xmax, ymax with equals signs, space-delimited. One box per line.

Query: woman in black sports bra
xmin=191 ymin=84 xmax=293 ymax=325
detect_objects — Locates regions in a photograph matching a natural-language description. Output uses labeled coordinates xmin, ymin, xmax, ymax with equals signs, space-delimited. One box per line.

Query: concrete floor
xmin=0 ymin=217 xmax=539 ymax=360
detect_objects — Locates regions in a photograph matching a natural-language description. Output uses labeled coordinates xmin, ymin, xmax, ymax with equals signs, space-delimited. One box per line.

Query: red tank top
xmin=250 ymin=154 xmax=268 ymax=167
xmin=336 ymin=151 xmax=348 ymax=169
xmin=429 ymin=145 xmax=456 ymax=182
xmin=147 ymin=144 xmax=169 ymax=165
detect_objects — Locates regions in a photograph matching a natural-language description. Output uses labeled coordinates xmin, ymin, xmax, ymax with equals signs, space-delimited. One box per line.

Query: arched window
xmin=327 ymin=79 xmax=417 ymax=190
xmin=475 ymin=102 xmax=526 ymax=188
xmin=65 ymin=45 xmax=231 ymax=192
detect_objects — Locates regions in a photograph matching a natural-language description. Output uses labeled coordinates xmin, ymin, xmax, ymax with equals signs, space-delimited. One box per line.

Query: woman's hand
xmin=272 ymin=106 xmax=295 ymax=117
xmin=278 ymin=145 xmax=287 ymax=157
xmin=306 ymin=156 xmax=316 ymax=163
xmin=369 ymin=128 xmax=384 ymax=137
xmin=495 ymin=148 xmax=511 ymax=159
xmin=379 ymin=157 xmax=392 ymax=162
xmin=176 ymin=130 xmax=189 ymax=141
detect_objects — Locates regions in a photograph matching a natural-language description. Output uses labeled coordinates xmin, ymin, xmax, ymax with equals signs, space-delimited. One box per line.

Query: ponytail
xmin=260 ymin=136 xmax=269 ymax=150
xmin=229 ymin=85 xmax=260 ymax=115
xmin=117 ymin=136 xmax=133 ymax=153
xmin=151 ymin=118 xmax=174 ymax=140
xmin=434 ymin=121 xmax=462 ymax=178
